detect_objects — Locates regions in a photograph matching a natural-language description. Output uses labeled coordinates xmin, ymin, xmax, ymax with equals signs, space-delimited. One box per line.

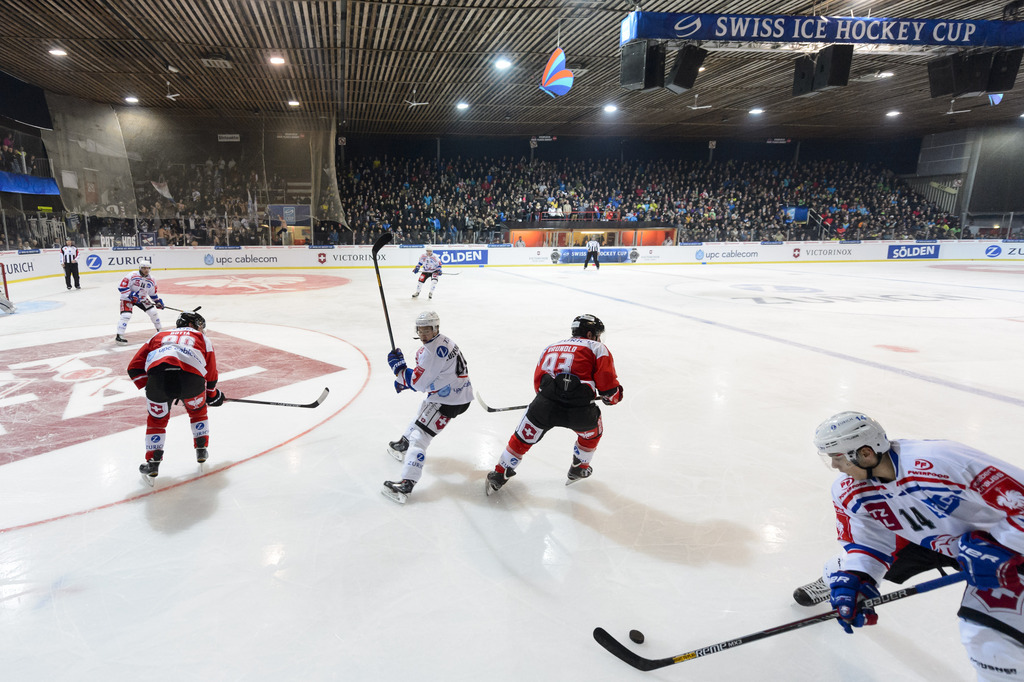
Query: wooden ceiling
xmin=1 ymin=0 xmax=1022 ymax=140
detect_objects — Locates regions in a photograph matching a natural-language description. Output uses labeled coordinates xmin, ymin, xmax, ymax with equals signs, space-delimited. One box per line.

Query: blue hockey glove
xmin=600 ymin=385 xmax=624 ymax=405
xmin=129 ymin=291 xmax=142 ymax=303
xmin=957 ymin=532 xmax=1024 ymax=591
xmin=387 ymin=348 xmax=407 ymax=374
xmin=153 ymin=297 xmax=165 ymax=310
xmin=413 ymin=265 xmax=420 ymax=274
xmin=828 ymin=570 xmax=880 ymax=634
xmin=394 ymin=380 xmax=410 ymax=394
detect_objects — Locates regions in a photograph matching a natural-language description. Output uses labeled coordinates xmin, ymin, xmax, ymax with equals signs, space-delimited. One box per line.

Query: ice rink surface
xmin=2 ymin=257 xmax=1023 ymax=681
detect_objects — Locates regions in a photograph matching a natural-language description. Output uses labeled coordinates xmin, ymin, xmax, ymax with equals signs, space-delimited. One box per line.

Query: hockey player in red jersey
xmin=814 ymin=411 xmax=1024 ymax=680
xmin=127 ymin=310 xmax=225 ymax=484
xmin=115 ymin=259 xmax=164 ymax=343
xmin=382 ymin=311 xmax=473 ymax=503
xmin=485 ymin=313 xmax=623 ymax=495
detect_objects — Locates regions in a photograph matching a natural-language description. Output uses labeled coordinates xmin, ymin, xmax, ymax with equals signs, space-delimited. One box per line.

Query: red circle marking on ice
xmin=159 ymin=274 xmax=350 ymax=295
xmin=57 ymin=367 xmax=111 ymax=381
xmin=875 ymin=345 xmax=919 ymax=353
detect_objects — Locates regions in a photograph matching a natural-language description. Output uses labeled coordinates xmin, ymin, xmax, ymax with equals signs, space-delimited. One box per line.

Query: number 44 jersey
xmin=832 ymin=439 xmax=1024 ymax=584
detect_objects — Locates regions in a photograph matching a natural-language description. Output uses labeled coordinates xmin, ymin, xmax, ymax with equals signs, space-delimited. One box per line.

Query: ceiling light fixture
xmin=124 ymin=96 xmax=139 ymax=103
xmin=875 ymin=71 xmax=895 ymax=78
xmin=603 ymin=104 xmax=617 ymax=112
xmin=456 ymin=102 xmax=469 ymax=110
xmin=48 ymin=48 xmax=67 ymax=56
xmin=495 ymin=58 xmax=512 ymax=70
xmin=886 ymin=111 xmax=900 ymax=117
xmin=749 ymin=108 xmax=764 ymax=114
xmin=287 ymin=100 xmax=300 ymax=107
xmin=270 ymin=56 xmax=286 ymax=65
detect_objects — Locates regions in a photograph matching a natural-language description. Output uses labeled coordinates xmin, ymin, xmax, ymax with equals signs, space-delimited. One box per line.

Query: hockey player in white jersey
xmin=382 ymin=311 xmax=473 ymax=503
xmin=115 ymin=260 xmax=164 ymax=343
xmin=411 ymin=247 xmax=442 ymax=299
xmin=814 ymin=411 xmax=1024 ymax=681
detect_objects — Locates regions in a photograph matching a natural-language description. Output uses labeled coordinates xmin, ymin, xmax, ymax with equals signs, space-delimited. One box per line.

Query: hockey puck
xmin=629 ymin=629 xmax=645 ymax=644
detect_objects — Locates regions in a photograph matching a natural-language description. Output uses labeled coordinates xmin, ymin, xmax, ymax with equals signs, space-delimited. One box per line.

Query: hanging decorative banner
xmin=620 ymin=10 xmax=1024 ymax=47
xmin=539 ymin=48 xmax=575 ymax=97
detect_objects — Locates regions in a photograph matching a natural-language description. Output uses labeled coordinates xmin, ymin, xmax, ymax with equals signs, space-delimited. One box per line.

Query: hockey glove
xmin=828 ymin=570 xmax=879 ymax=634
xmin=957 ymin=531 xmax=1024 ymax=591
xmin=206 ymin=389 xmax=225 ymax=407
xmin=387 ymin=348 xmax=407 ymax=374
xmin=153 ymin=297 xmax=165 ymax=309
xmin=413 ymin=266 xmax=420 ymax=274
xmin=394 ymin=380 xmax=410 ymax=394
xmin=600 ymin=385 xmax=624 ymax=405
xmin=431 ymin=271 xmax=440 ymax=280
xmin=129 ymin=291 xmax=142 ymax=303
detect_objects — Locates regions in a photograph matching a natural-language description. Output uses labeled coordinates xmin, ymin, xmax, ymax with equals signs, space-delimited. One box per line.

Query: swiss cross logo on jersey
xmin=149 ymin=404 xmax=166 ymax=417
xmin=433 ymin=414 xmax=450 ymax=431
xmin=520 ymin=424 xmax=538 ymax=441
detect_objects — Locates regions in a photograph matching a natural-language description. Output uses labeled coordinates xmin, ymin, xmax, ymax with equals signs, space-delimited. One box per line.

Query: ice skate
xmin=139 ymin=451 xmax=163 ymax=486
xmin=485 ymin=467 xmax=516 ymax=496
xmin=428 ymin=292 xmax=433 ymax=299
xmin=382 ymin=478 xmax=415 ymax=504
xmin=115 ymin=334 xmax=128 ymax=344
xmin=411 ymin=292 xmax=419 ymax=298
xmin=565 ymin=457 xmax=593 ymax=486
xmin=196 ymin=448 xmax=208 ymax=464
xmin=792 ymin=576 xmax=830 ymax=606
xmin=387 ymin=436 xmax=409 ymax=462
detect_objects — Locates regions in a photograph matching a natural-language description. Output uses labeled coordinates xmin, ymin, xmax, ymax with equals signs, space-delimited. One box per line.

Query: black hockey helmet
xmin=571 ymin=314 xmax=604 ymax=340
xmin=176 ymin=310 xmax=206 ymax=331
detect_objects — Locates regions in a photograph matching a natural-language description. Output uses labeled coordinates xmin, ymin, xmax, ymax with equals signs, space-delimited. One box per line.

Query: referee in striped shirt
xmin=60 ymin=238 xmax=81 ymax=289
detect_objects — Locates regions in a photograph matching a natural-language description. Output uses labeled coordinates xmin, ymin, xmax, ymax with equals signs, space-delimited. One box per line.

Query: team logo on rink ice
xmin=159 ymin=274 xmax=349 ymax=295
xmin=0 ymin=329 xmax=351 ymax=465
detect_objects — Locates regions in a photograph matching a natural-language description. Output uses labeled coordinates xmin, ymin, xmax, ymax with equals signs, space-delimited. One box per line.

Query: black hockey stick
xmin=163 ymin=305 xmax=202 ymax=313
xmin=593 ymin=571 xmax=966 ymax=672
xmin=475 ymin=392 xmax=529 ymax=413
xmin=224 ymin=387 xmax=329 ymax=409
xmin=371 ymin=232 xmax=396 ymax=350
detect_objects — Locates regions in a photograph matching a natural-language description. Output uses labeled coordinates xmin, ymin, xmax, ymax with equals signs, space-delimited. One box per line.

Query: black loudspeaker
xmin=620 ymin=40 xmax=665 ymax=91
xmin=952 ymin=52 xmax=994 ymax=97
xmin=665 ymin=45 xmax=708 ymax=94
xmin=792 ymin=55 xmax=816 ymax=97
xmin=812 ymin=44 xmax=853 ymax=91
xmin=927 ymin=56 xmax=955 ymax=98
xmin=987 ymin=49 xmax=1023 ymax=92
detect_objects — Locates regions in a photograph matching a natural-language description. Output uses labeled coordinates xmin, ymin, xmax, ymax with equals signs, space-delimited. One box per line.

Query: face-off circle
xmin=159 ymin=274 xmax=350 ymax=295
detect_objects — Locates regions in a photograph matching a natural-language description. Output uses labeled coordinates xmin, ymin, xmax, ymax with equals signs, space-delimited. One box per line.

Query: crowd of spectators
xmin=0 ymin=133 xmax=981 ymax=250
xmin=336 ymin=156 xmax=961 ymax=245
xmin=1 ymin=128 xmax=49 ymax=177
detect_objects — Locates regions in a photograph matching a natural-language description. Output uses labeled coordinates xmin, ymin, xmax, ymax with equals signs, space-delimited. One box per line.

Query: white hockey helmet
xmin=813 ymin=411 xmax=890 ymax=465
xmin=425 ymin=246 xmax=433 ymax=254
xmin=415 ymin=310 xmax=440 ymax=340
xmin=138 ymin=259 xmax=152 ymax=274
